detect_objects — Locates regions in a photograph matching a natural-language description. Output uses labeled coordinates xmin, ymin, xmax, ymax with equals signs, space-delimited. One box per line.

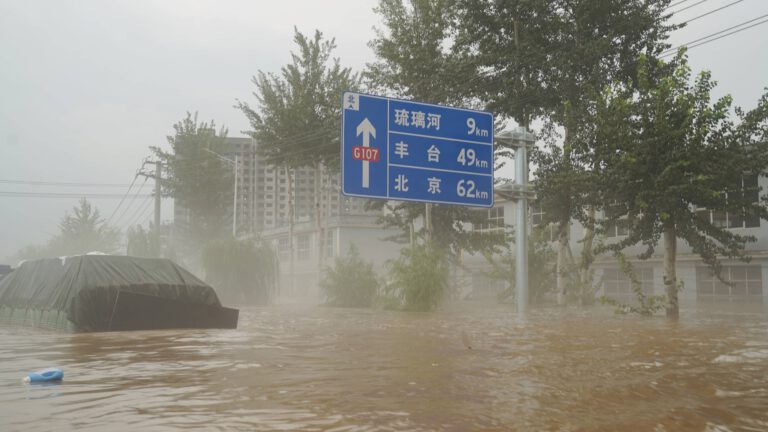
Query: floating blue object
xmin=24 ymin=368 xmax=63 ymax=383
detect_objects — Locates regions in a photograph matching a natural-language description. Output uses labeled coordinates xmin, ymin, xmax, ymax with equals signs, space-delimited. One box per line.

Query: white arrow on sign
xmin=356 ymin=118 xmax=376 ymax=188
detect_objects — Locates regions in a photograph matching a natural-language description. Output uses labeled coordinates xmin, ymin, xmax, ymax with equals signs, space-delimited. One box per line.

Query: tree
xmin=126 ymin=224 xmax=153 ymax=257
xmin=238 ymin=27 xmax=359 ymax=170
xmin=239 ymin=28 xmax=359 ymax=283
xmin=592 ymin=52 xmax=768 ymax=320
xmin=388 ymin=244 xmax=449 ymax=311
xmin=17 ymin=198 xmax=120 ymax=259
xmin=366 ymin=0 xmax=507 ymax=269
xmin=488 ymin=226 xmax=557 ymax=304
xmin=202 ymin=238 xmax=279 ymax=306
xmin=455 ymin=0 xmax=678 ymax=304
xmin=319 ymin=245 xmax=379 ymax=307
xmin=151 ymin=112 xmax=232 ymax=250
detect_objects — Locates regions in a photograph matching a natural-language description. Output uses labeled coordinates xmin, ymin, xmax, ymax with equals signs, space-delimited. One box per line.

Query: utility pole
xmin=137 ymin=160 xmax=163 ymax=257
xmin=154 ymin=161 xmax=161 ymax=246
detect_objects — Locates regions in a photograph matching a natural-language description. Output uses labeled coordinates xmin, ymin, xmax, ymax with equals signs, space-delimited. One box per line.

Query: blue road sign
xmin=341 ymin=92 xmax=494 ymax=207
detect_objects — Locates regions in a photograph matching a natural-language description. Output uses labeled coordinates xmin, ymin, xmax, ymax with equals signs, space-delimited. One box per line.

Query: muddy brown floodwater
xmin=1 ymin=303 xmax=767 ymax=431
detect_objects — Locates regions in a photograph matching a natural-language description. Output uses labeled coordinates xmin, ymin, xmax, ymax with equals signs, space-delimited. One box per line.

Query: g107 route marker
xmin=341 ymin=92 xmax=494 ymax=207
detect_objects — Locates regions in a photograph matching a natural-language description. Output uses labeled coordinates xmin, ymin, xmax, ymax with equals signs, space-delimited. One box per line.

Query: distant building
xmin=220 ymin=137 xmax=374 ymax=235
xmin=487 ymin=177 xmax=768 ymax=308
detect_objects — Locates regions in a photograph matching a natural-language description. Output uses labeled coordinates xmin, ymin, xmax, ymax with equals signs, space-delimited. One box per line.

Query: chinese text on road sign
xmin=341 ymin=92 xmax=494 ymax=207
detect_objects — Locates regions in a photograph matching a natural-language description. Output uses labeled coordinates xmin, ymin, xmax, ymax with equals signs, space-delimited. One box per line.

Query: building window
xmin=530 ymin=202 xmax=558 ymax=242
xmin=696 ymin=175 xmax=760 ymax=229
xmin=696 ymin=266 xmax=763 ymax=300
xmin=277 ymin=237 xmax=289 ymax=260
xmin=602 ymin=267 xmax=654 ymax=296
xmin=472 ymin=206 xmax=505 ymax=232
xmin=323 ymin=228 xmax=335 ymax=258
xmin=297 ymin=235 xmax=310 ymax=260
xmin=604 ymin=203 xmax=629 ymax=238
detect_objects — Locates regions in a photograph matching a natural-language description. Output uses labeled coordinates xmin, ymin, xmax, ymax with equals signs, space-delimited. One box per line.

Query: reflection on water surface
xmin=1 ymin=304 xmax=767 ymax=431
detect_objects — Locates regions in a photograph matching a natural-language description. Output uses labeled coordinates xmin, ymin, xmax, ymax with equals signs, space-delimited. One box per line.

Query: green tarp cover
xmin=0 ymin=255 xmax=221 ymax=330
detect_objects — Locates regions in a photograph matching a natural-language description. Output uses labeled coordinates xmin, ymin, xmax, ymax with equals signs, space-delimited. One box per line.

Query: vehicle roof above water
xmin=0 ymin=255 xmax=221 ymax=329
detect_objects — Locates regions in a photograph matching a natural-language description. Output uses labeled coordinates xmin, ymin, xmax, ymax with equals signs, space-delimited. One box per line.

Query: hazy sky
xmin=1 ymin=0 xmax=767 ymax=262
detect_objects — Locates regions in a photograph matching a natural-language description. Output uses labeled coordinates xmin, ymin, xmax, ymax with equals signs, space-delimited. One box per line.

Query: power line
xmin=106 ymin=171 xmax=141 ymax=225
xmin=662 ymin=15 xmax=768 ymax=57
xmin=677 ymin=0 xmax=746 ymax=25
xmin=111 ymin=178 xmax=149 ymax=227
xmin=121 ymin=196 xmax=154 ymax=230
xmin=0 ymin=191 xmax=153 ymax=198
xmin=0 ymin=179 xmax=133 ymax=187
xmin=668 ymin=0 xmax=695 ymax=8
xmin=671 ymin=0 xmax=712 ymax=14
xmin=662 ymin=12 xmax=768 ymax=54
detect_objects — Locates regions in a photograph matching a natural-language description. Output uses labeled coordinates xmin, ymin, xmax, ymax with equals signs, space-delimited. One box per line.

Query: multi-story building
xmin=222 ymin=137 xmax=372 ymax=236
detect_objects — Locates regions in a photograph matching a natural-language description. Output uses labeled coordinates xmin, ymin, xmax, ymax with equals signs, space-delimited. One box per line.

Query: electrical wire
xmin=0 ymin=191 xmax=153 ymax=198
xmin=668 ymin=0 xmax=695 ymax=9
xmin=662 ymin=12 xmax=768 ymax=54
xmin=662 ymin=15 xmax=768 ymax=57
xmin=0 ymin=179 xmax=132 ymax=187
xmin=105 ymin=170 xmax=140 ymax=225
xmin=121 ymin=196 xmax=154 ymax=230
xmin=677 ymin=0 xmax=746 ymax=25
xmin=110 ymin=178 xmax=149 ymax=227
xmin=671 ymin=0 xmax=712 ymax=14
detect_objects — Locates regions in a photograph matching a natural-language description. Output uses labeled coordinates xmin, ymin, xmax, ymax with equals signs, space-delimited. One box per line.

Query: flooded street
xmin=1 ymin=304 xmax=767 ymax=431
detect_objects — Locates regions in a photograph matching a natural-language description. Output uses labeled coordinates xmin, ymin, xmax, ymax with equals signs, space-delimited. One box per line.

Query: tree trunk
xmin=314 ymin=161 xmax=323 ymax=274
xmin=663 ymin=222 xmax=679 ymax=320
xmin=286 ymin=166 xmax=295 ymax=296
xmin=556 ymin=219 xmax=570 ymax=305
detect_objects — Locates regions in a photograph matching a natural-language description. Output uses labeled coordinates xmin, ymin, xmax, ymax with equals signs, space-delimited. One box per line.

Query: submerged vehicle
xmin=0 ymin=255 xmax=238 ymax=331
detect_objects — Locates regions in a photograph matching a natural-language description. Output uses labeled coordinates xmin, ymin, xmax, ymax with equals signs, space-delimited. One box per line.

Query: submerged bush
xmin=389 ymin=244 xmax=448 ymax=311
xmin=202 ymin=237 xmax=278 ymax=306
xmin=320 ymin=246 xmax=378 ymax=307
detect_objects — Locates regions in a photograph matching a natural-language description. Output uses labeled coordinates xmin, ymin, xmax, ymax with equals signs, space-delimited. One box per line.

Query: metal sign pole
xmin=496 ymin=128 xmax=536 ymax=315
xmin=515 ymin=135 xmax=529 ymax=316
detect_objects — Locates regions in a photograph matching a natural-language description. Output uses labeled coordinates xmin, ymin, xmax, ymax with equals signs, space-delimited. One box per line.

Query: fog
xmin=2 ymin=2 xmax=768 ymax=430
xmin=1 ymin=0 xmax=767 ymax=262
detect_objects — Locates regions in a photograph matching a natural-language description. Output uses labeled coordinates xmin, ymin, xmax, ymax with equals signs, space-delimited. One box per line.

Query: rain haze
xmin=1 ymin=0 xmax=767 ymax=261
xmin=2 ymin=1 xmax=768 ymax=431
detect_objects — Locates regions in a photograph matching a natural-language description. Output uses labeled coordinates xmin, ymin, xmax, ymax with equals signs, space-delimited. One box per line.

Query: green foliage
xmin=455 ymin=0 xmax=677 ymax=127
xmin=367 ymin=0 xmax=464 ymax=105
xmin=388 ymin=244 xmax=449 ymax=311
xmin=201 ymin=238 xmax=278 ymax=306
xmin=488 ymin=227 xmax=557 ymax=304
xmin=599 ymin=253 xmax=666 ymax=317
xmin=366 ymin=0 xmax=507 ymax=261
xmin=591 ymin=52 xmax=768 ymax=317
xmin=17 ymin=198 xmax=120 ymax=259
xmin=238 ymin=28 xmax=359 ymax=170
xmin=319 ymin=246 xmax=379 ymax=308
xmin=150 ymin=112 xmax=233 ymax=248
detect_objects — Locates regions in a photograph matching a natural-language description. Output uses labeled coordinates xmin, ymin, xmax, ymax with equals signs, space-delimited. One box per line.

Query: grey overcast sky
xmin=1 ymin=0 xmax=767 ymax=262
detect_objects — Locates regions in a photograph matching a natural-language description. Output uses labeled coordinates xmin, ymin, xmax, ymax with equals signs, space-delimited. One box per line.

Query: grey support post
xmin=496 ymin=128 xmax=536 ymax=315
